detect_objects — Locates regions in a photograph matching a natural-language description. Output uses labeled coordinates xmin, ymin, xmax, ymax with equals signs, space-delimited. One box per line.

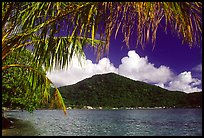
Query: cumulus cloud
xmin=46 ymin=50 xmax=202 ymax=93
xmin=166 ymin=71 xmax=202 ymax=93
xmin=46 ymin=55 xmax=118 ymax=87
xmin=118 ymin=51 xmax=173 ymax=84
xmin=155 ymin=83 xmax=165 ymax=89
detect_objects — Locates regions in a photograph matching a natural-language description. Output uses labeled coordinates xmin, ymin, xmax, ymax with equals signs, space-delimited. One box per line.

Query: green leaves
xmin=2 ymin=49 xmax=67 ymax=113
xmin=2 ymin=2 xmax=202 ymax=114
xmin=2 ymin=49 xmax=47 ymax=112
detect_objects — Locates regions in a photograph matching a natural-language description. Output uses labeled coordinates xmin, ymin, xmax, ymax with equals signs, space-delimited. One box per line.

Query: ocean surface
xmin=3 ymin=108 xmax=202 ymax=136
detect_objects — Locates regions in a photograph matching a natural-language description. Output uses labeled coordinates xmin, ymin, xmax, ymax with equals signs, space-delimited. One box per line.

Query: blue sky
xmin=47 ymin=22 xmax=202 ymax=93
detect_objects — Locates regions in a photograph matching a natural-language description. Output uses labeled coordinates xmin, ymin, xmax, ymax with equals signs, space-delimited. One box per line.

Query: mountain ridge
xmin=57 ymin=73 xmax=202 ymax=109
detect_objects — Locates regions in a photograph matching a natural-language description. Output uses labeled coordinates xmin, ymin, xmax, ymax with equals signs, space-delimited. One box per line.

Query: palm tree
xmin=2 ymin=2 xmax=202 ymax=114
xmin=2 ymin=48 xmax=50 ymax=112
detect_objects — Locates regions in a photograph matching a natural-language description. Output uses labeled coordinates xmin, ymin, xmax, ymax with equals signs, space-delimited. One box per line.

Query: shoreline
xmin=3 ymin=106 xmax=201 ymax=113
xmin=66 ymin=105 xmax=201 ymax=110
xmin=2 ymin=117 xmax=39 ymax=136
xmin=2 ymin=117 xmax=20 ymax=136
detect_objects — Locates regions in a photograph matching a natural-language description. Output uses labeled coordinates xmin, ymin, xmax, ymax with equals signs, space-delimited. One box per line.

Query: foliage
xmin=2 ymin=48 xmax=49 ymax=112
xmin=2 ymin=2 xmax=202 ymax=65
xmin=58 ymin=73 xmax=202 ymax=108
xmin=2 ymin=2 xmax=202 ymax=114
xmin=2 ymin=2 xmax=104 ymax=114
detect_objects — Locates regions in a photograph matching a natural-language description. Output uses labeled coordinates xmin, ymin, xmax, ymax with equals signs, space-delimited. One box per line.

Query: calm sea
xmin=3 ymin=109 xmax=202 ymax=136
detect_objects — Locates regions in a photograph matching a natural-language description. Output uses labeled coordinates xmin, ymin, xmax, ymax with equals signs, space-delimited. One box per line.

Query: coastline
xmin=2 ymin=117 xmax=19 ymax=136
xmin=2 ymin=117 xmax=39 ymax=136
xmin=66 ymin=105 xmax=201 ymax=110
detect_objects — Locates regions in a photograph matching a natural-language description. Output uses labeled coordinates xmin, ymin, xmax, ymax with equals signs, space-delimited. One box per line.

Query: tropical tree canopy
xmin=2 ymin=2 xmax=202 ymax=114
xmin=2 ymin=48 xmax=50 ymax=112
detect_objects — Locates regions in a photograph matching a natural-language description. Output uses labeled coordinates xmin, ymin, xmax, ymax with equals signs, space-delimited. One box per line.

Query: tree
xmin=2 ymin=48 xmax=49 ymax=112
xmin=2 ymin=2 xmax=202 ymax=114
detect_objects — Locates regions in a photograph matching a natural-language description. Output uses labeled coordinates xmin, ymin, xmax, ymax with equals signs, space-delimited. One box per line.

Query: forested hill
xmin=57 ymin=73 xmax=202 ymax=109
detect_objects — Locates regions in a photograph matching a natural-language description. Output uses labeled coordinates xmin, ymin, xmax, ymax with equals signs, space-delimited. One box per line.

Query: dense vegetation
xmin=2 ymin=2 xmax=202 ymax=114
xmin=58 ymin=73 xmax=202 ymax=109
xmin=2 ymin=49 xmax=49 ymax=112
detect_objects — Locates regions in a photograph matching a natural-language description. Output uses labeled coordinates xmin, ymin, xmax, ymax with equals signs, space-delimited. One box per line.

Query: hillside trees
xmin=2 ymin=2 xmax=202 ymax=113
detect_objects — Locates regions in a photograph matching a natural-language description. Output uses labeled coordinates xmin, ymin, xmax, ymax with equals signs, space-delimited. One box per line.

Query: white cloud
xmin=166 ymin=71 xmax=202 ymax=93
xmin=46 ymin=50 xmax=202 ymax=93
xmin=46 ymin=55 xmax=118 ymax=87
xmin=155 ymin=83 xmax=165 ymax=89
xmin=118 ymin=51 xmax=174 ymax=84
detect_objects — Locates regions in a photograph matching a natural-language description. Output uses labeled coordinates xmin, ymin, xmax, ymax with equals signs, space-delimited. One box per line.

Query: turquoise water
xmin=4 ymin=109 xmax=202 ymax=136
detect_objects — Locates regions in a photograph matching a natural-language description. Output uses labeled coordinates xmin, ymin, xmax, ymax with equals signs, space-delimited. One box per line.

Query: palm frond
xmin=2 ymin=2 xmax=202 ymax=114
xmin=2 ymin=63 xmax=67 ymax=115
xmin=97 ymin=2 xmax=202 ymax=50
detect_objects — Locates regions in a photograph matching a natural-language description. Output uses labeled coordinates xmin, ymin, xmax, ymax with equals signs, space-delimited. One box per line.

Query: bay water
xmin=3 ymin=108 xmax=202 ymax=136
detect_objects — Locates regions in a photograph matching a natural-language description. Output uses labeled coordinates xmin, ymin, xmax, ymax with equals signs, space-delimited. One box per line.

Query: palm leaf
xmin=2 ymin=63 xmax=67 ymax=115
xmin=2 ymin=2 xmax=202 ymax=114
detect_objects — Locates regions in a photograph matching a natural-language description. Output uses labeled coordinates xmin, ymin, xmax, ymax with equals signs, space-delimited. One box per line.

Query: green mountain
xmin=57 ymin=73 xmax=202 ymax=109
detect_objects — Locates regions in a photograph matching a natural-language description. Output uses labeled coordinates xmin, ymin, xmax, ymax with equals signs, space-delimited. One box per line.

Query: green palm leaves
xmin=3 ymin=2 xmax=202 ymax=68
xmin=98 ymin=2 xmax=202 ymax=49
xmin=2 ymin=2 xmax=202 ymax=114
